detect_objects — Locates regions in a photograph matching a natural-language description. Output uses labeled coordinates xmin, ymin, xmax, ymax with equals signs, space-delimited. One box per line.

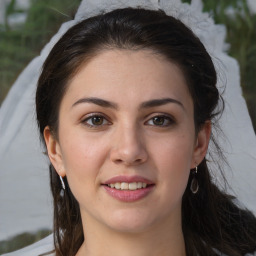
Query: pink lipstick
xmin=102 ymin=175 xmax=155 ymax=202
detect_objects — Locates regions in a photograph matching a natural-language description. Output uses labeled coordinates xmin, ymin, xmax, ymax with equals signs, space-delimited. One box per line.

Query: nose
xmin=110 ymin=124 xmax=148 ymax=166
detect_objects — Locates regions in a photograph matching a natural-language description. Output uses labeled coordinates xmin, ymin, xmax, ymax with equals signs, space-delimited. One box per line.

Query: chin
xmin=104 ymin=208 xmax=158 ymax=233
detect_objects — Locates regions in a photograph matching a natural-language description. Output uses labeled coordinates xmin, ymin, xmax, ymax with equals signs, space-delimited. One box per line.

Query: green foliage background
xmin=0 ymin=0 xmax=255 ymax=253
xmin=0 ymin=0 xmax=82 ymax=103
xmin=183 ymin=0 xmax=256 ymax=131
xmin=0 ymin=0 xmax=255 ymax=131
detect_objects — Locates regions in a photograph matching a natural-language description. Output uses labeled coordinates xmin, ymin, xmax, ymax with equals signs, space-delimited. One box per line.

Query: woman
xmin=36 ymin=6 xmax=256 ymax=256
xmin=4 ymin=2 xmax=256 ymax=256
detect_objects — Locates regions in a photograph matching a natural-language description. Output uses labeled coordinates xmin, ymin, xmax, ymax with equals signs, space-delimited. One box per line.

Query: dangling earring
xmin=190 ymin=166 xmax=199 ymax=194
xmin=59 ymin=175 xmax=65 ymax=190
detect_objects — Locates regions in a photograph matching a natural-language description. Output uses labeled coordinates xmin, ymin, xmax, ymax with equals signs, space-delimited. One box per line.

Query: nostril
xmin=114 ymin=159 xmax=123 ymax=164
xmin=110 ymin=145 xmax=148 ymax=165
xmin=113 ymin=158 xmax=144 ymax=166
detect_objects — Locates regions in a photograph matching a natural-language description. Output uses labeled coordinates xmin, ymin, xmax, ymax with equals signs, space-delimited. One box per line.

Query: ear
xmin=191 ymin=121 xmax=211 ymax=168
xmin=44 ymin=126 xmax=66 ymax=177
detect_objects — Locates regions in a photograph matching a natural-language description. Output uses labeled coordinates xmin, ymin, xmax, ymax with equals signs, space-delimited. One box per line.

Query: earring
xmin=59 ymin=175 xmax=65 ymax=190
xmin=190 ymin=166 xmax=199 ymax=194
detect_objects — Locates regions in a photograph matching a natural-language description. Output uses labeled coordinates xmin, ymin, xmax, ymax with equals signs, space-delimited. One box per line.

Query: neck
xmin=76 ymin=212 xmax=186 ymax=256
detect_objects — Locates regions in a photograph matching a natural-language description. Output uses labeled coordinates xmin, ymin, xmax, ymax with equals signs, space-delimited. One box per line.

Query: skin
xmin=44 ymin=49 xmax=211 ymax=256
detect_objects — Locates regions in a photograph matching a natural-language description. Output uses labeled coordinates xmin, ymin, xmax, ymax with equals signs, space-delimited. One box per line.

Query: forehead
xmin=63 ymin=49 xmax=192 ymax=108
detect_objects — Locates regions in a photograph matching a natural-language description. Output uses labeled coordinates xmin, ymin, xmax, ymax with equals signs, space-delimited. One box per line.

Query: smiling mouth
xmin=105 ymin=182 xmax=152 ymax=190
xmin=102 ymin=179 xmax=155 ymax=202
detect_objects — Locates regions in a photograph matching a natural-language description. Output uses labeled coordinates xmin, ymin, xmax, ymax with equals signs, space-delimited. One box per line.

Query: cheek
xmin=58 ymin=132 xmax=112 ymax=205
xmin=150 ymin=132 xmax=194 ymax=193
xmin=152 ymin=132 xmax=195 ymax=168
xmin=59 ymin=127 xmax=108 ymax=170
xmin=58 ymin=132 xmax=108 ymax=203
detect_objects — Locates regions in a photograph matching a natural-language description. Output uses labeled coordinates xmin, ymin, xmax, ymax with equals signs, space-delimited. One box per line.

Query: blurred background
xmin=0 ymin=0 xmax=255 ymax=254
xmin=1 ymin=0 xmax=255 ymax=131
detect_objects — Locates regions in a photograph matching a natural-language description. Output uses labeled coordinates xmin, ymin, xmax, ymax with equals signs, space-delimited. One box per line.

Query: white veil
xmin=0 ymin=0 xmax=256 ymax=245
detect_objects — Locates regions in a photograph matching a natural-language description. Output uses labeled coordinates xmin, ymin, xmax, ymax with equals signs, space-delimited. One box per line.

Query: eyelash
xmin=81 ymin=114 xmax=111 ymax=128
xmin=81 ymin=113 xmax=175 ymax=128
xmin=145 ymin=114 xmax=175 ymax=127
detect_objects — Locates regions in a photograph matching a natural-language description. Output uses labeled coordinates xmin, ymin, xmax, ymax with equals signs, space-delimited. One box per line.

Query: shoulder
xmin=1 ymin=234 xmax=54 ymax=256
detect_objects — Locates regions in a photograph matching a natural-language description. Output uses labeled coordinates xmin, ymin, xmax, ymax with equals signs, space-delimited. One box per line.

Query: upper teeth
xmin=108 ymin=182 xmax=147 ymax=190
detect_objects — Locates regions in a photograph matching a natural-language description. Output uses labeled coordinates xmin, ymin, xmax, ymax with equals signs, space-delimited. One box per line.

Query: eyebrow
xmin=139 ymin=98 xmax=184 ymax=110
xmin=72 ymin=97 xmax=184 ymax=110
xmin=72 ymin=97 xmax=118 ymax=109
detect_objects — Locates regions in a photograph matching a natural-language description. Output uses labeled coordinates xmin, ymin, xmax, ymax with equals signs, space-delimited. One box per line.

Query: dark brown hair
xmin=36 ymin=7 xmax=256 ymax=256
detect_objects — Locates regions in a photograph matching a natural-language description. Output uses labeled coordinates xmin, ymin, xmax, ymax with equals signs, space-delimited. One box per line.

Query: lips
xmin=102 ymin=175 xmax=155 ymax=202
xmin=107 ymin=181 xmax=147 ymax=190
xmin=103 ymin=175 xmax=154 ymax=185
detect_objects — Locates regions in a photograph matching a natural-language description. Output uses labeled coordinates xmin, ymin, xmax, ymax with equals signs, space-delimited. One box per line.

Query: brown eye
xmin=91 ymin=116 xmax=104 ymax=125
xmin=146 ymin=115 xmax=174 ymax=127
xmin=152 ymin=116 xmax=165 ymax=126
xmin=82 ymin=114 xmax=110 ymax=127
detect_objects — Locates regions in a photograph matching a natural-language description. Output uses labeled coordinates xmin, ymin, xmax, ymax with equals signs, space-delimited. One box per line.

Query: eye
xmin=82 ymin=114 xmax=110 ymax=128
xmin=146 ymin=115 xmax=174 ymax=127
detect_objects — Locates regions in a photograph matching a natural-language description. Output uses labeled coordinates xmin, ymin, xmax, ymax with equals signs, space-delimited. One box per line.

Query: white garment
xmin=1 ymin=234 xmax=54 ymax=256
xmin=0 ymin=0 xmax=255 ymax=248
xmin=2 ymin=234 xmax=256 ymax=256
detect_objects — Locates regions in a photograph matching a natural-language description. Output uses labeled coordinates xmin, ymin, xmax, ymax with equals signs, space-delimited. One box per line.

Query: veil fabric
xmin=0 ymin=0 xmax=255 ymax=246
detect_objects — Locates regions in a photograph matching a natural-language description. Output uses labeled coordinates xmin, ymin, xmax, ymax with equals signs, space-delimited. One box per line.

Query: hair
xmin=36 ymin=7 xmax=256 ymax=256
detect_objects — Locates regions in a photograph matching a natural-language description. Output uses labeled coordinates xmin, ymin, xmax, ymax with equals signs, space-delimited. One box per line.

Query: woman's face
xmin=45 ymin=49 xmax=210 ymax=234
